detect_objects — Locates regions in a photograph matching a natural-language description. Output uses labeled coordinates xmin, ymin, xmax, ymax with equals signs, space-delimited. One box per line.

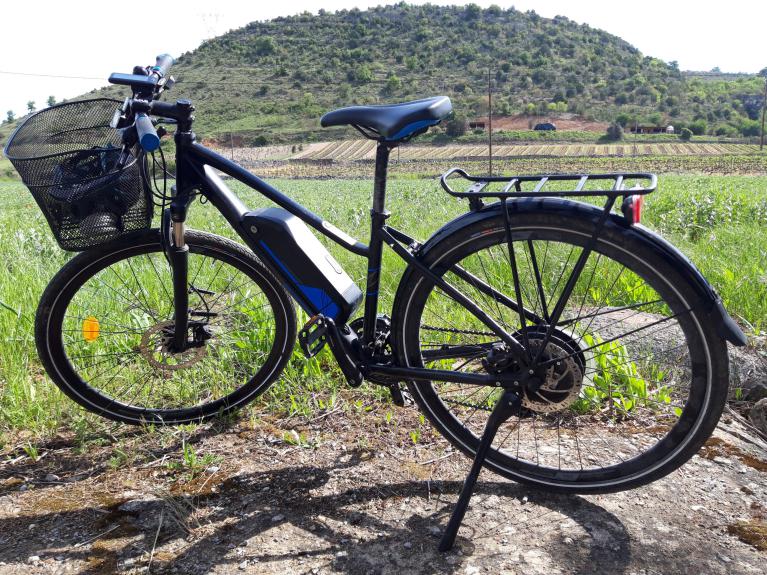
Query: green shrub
xmin=606 ymin=122 xmax=624 ymax=141
xmin=689 ymin=119 xmax=708 ymax=135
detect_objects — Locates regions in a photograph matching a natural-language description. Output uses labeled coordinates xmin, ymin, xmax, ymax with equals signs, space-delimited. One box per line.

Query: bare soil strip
xmin=0 ymin=405 xmax=765 ymax=574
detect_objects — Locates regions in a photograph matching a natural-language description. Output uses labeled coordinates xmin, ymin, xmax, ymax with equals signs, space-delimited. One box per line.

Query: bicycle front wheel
xmin=36 ymin=229 xmax=296 ymax=425
xmin=393 ymin=203 xmax=729 ymax=493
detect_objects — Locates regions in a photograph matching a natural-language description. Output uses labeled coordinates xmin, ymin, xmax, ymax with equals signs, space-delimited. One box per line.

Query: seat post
xmin=372 ymin=141 xmax=392 ymax=212
xmin=362 ymin=142 xmax=394 ymax=351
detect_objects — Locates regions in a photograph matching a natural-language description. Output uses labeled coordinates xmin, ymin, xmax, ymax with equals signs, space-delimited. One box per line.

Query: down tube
xmin=195 ymin=156 xmax=362 ymax=323
xmin=189 ymin=143 xmax=369 ymax=257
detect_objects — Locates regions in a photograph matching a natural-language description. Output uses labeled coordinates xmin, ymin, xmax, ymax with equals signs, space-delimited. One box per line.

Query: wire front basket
xmin=4 ymin=99 xmax=153 ymax=251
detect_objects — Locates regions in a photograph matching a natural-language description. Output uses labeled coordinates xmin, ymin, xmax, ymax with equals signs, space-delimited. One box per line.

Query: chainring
xmin=350 ymin=314 xmax=400 ymax=385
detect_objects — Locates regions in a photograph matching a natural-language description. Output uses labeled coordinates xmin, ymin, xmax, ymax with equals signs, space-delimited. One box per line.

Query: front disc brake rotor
xmin=139 ymin=320 xmax=207 ymax=371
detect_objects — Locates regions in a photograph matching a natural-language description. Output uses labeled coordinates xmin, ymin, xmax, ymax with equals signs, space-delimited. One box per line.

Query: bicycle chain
xmin=443 ymin=396 xmax=494 ymax=412
xmin=422 ymin=323 xmax=498 ymax=413
xmin=420 ymin=324 xmax=496 ymax=337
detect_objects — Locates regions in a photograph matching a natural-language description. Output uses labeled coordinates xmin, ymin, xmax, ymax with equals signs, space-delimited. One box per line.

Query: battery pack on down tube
xmin=243 ymin=207 xmax=363 ymax=323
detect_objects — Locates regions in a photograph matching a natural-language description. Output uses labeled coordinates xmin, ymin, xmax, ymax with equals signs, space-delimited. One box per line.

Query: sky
xmin=1 ymin=0 xmax=765 ymax=118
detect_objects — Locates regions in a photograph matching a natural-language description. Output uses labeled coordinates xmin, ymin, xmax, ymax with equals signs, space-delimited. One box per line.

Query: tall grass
xmin=0 ymin=173 xmax=765 ymax=436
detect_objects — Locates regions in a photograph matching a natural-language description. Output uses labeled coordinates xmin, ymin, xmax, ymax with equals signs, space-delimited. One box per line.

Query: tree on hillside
xmin=739 ymin=119 xmax=760 ymax=137
xmin=606 ymin=122 xmax=624 ymax=141
xmin=383 ymin=73 xmax=401 ymax=95
xmin=444 ymin=114 xmax=467 ymax=137
xmin=248 ymin=37 xmax=276 ymax=61
xmin=350 ymin=64 xmax=373 ymax=84
xmin=465 ymin=4 xmax=482 ymax=19
xmin=6 ymin=110 xmax=14 ymax=123
xmin=47 ymin=95 xmax=56 ymax=107
xmin=689 ymin=119 xmax=707 ymax=135
xmin=647 ymin=112 xmax=663 ymax=126
xmin=615 ymin=112 xmax=637 ymax=128
xmin=27 ymin=101 xmax=36 ymax=113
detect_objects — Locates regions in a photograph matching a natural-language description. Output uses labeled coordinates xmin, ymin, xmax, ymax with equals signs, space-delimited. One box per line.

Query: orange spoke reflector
xmin=82 ymin=316 xmax=100 ymax=342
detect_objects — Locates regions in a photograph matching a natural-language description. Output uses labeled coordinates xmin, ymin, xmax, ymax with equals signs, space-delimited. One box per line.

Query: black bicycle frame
xmin=165 ymin=126 xmax=540 ymax=387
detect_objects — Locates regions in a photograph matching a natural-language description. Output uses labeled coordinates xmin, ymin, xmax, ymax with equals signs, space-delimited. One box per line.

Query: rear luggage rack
xmin=440 ymin=168 xmax=657 ymax=204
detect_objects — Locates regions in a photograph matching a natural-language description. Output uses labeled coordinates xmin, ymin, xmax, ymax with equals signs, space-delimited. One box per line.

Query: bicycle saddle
xmin=320 ymin=96 xmax=452 ymax=141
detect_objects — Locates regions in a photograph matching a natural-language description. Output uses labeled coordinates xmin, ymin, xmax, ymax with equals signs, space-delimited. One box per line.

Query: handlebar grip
xmin=135 ymin=113 xmax=160 ymax=152
xmin=152 ymin=53 xmax=175 ymax=78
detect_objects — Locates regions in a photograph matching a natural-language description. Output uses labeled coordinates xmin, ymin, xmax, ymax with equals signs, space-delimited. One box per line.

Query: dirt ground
xmin=0 ymin=403 xmax=765 ymax=575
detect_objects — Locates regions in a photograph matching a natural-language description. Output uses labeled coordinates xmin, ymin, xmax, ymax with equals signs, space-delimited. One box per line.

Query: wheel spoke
xmin=51 ymin=239 xmax=288 ymax=420
xmin=401 ymin=222 xmax=716 ymax=484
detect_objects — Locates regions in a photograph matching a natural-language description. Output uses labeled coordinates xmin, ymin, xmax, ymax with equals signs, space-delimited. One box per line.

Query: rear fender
xmin=400 ymin=198 xmax=746 ymax=346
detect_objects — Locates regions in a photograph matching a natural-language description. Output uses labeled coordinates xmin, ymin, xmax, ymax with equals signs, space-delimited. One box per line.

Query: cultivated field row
xmin=218 ymin=140 xmax=765 ymax=164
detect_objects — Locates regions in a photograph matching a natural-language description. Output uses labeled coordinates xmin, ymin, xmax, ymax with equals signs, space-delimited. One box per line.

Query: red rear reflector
xmin=621 ymin=194 xmax=643 ymax=225
xmin=631 ymin=194 xmax=643 ymax=224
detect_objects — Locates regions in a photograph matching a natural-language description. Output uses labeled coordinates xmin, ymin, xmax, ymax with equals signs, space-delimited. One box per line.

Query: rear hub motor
xmin=521 ymin=327 xmax=586 ymax=413
xmin=483 ymin=326 xmax=586 ymax=414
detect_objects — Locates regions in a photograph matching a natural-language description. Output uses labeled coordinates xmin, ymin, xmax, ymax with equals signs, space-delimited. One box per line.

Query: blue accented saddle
xmin=320 ymin=96 xmax=452 ymax=142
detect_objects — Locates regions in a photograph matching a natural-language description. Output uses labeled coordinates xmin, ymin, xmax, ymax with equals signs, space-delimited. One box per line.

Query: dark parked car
xmin=534 ymin=122 xmax=557 ymax=131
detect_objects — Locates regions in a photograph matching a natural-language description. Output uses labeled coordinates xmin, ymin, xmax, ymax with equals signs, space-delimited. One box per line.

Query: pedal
xmin=298 ymin=315 xmax=329 ymax=358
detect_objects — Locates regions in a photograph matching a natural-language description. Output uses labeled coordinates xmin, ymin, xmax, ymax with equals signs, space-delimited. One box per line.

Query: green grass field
xmin=0 ymin=173 xmax=766 ymax=439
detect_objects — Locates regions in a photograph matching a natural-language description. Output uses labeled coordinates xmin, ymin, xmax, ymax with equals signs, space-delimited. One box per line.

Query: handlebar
xmin=136 ymin=53 xmax=174 ymax=152
xmin=111 ymin=54 xmax=177 ymax=152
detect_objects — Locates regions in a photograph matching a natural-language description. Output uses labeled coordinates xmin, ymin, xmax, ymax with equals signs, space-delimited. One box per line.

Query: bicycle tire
xmin=35 ymin=229 xmax=296 ymax=425
xmin=392 ymin=202 xmax=729 ymax=493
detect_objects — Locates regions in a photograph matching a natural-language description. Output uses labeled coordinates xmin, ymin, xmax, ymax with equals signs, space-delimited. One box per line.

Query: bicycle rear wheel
xmin=393 ymin=203 xmax=729 ymax=493
xmin=36 ymin=229 xmax=296 ymax=425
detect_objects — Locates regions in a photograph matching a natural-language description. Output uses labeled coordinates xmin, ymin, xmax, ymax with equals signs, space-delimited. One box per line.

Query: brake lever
xmin=117 ymin=144 xmax=134 ymax=169
xmin=116 ymin=124 xmax=139 ymax=169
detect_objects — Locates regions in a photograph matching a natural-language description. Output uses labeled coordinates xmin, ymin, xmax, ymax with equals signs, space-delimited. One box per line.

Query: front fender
xmin=406 ymin=198 xmax=747 ymax=346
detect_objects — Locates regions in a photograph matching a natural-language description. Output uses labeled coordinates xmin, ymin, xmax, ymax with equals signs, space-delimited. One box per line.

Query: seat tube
xmin=363 ymin=142 xmax=392 ymax=353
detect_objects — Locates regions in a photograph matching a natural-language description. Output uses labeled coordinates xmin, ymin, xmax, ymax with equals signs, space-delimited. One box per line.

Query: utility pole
xmin=487 ymin=68 xmax=493 ymax=176
xmin=634 ymin=115 xmax=638 ymax=156
xmin=760 ymin=68 xmax=767 ymax=151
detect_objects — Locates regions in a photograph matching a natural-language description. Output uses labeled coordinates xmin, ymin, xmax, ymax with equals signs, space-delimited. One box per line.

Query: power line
xmin=0 ymin=69 xmax=274 ymax=87
xmin=0 ymin=70 xmax=104 ymax=80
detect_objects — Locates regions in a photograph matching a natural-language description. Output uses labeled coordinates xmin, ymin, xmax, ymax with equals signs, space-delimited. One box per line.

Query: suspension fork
xmin=165 ymin=183 xmax=195 ymax=351
xmin=169 ymin=217 xmax=189 ymax=351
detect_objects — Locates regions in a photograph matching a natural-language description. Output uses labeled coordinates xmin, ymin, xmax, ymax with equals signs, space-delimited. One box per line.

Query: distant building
xmin=468 ymin=121 xmax=486 ymax=130
xmin=629 ymin=125 xmax=667 ymax=134
xmin=666 ymin=125 xmax=675 ymax=134
xmin=534 ymin=122 xmax=557 ymax=131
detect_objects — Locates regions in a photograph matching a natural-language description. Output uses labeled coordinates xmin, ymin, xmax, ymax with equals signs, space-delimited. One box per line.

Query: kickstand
xmin=439 ymin=388 xmax=521 ymax=552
